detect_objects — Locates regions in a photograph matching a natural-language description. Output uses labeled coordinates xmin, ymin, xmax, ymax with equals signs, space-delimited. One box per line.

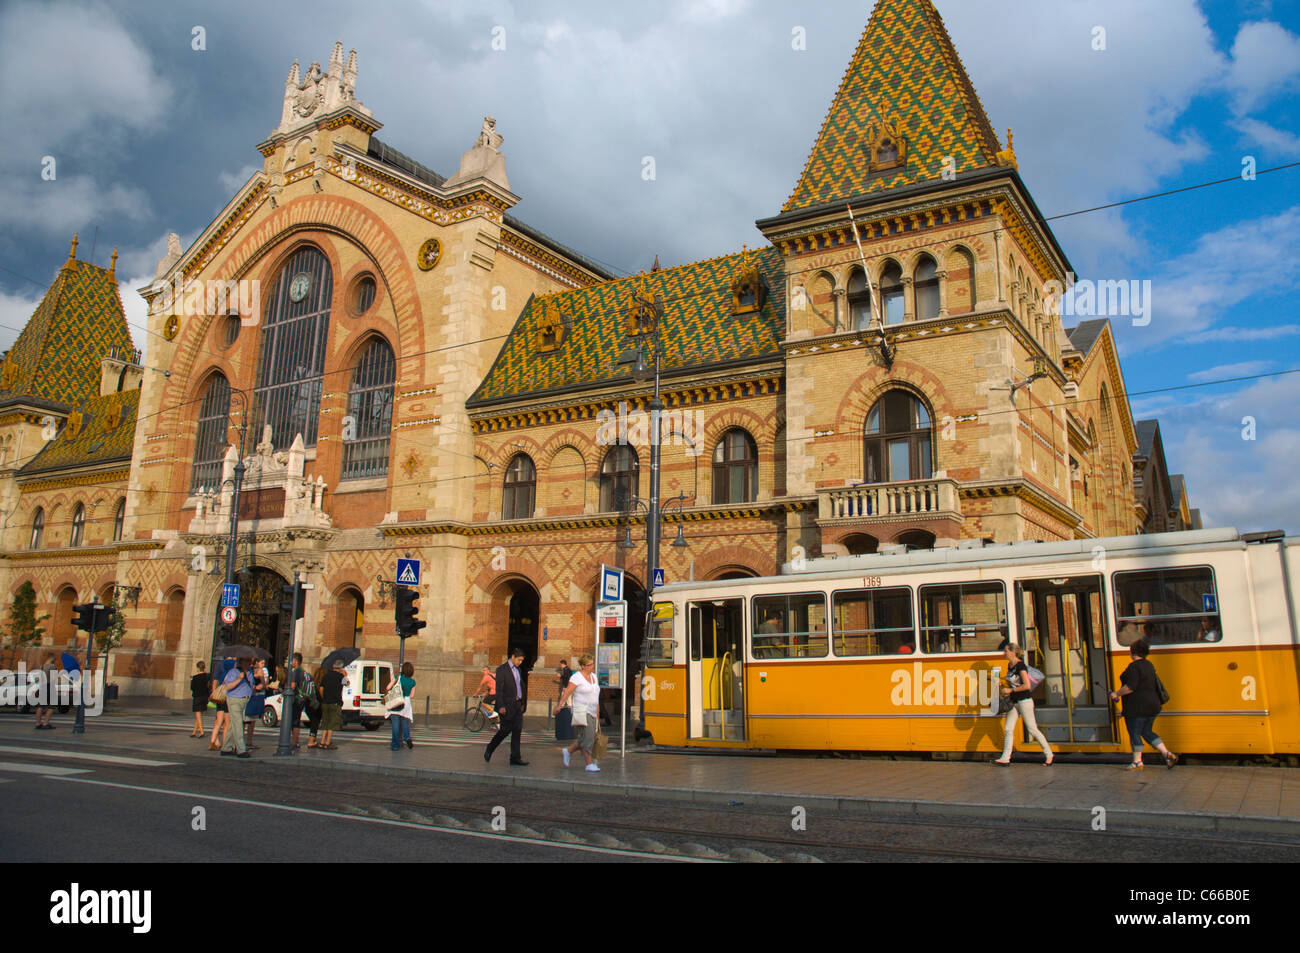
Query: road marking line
xmin=45 ymin=775 xmax=708 ymax=862
xmin=0 ymin=761 xmax=91 ymax=776
xmin=0 ymin=745 xmax=178 ymax=767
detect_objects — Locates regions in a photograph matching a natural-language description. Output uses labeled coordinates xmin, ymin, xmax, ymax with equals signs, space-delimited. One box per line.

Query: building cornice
xmin=959 ymin=478 xmax=1082 ymax=530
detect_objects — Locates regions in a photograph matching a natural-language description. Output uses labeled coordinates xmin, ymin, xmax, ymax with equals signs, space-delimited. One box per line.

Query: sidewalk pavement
xmin=8 ymin=703 xmax=1300 ymax=836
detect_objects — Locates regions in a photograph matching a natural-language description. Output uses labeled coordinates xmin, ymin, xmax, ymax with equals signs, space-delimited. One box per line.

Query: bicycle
xmin=464 ymin=694 xmax=500 ymax=732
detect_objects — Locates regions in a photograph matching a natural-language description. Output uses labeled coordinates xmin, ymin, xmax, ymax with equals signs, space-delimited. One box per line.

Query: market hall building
xmin=0 ymin=0 xmax=1193 ymax=709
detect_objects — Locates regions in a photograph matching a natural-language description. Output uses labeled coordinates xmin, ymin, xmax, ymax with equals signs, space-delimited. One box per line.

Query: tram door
xmin=1016 ymin=577 xmax=1114 ymax=744
xmin=687 ymin=599 xmax=745 ymax=742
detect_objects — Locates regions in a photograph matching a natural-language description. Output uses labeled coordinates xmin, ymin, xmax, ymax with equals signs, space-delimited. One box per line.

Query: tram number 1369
xmin=861 ymin=576 xmax=883 ymax=588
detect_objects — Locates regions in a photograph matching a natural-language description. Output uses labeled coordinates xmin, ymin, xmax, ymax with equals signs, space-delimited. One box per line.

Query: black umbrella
xmin=321 ymin=647 xmax=361 ymax=671
xmin=222 ymin=644 xmax=271 ymax=660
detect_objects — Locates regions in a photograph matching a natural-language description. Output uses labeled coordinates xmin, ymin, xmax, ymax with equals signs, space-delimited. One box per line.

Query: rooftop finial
xmin=65 ymin=233 xmax=79 ymax=269
xmin=109 ymin=247 xmax=118 ymax=276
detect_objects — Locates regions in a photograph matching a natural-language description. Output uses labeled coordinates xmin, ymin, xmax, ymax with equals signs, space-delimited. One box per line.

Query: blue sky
xmin=0 ymin=0 xmax=1296 ymax=531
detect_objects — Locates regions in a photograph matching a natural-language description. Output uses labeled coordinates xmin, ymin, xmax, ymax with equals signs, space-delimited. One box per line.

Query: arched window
xmin=55 ymin=587 xmax=77 ymax=645
xmin=847 ymin=268 xmax=872 ymax=330
xmin=881 ymin=261 xmax=904 ymax=324
xmin=29 ymin=508 xmax=44 ymax=550
xmin=865 ymin=390 xmax=932 ymax=483
xmin=712 ymin=429 xmax=758 ymax=504
xmin=254 ymin=245 xmax=333 ymax=450
xmin=502 ymin=453 xmax=536 ymax=520
xmin=599 ymin=446 xmax=639 ymax=512
xmin=341 ymin=337 xmax=395 ymax=481
xmin=70 ymin=504 xmax=85 ymax=547
xmin=191 ymin=374 xmax=231 ymax=492
xmin=112 ymin=498 xmax=126 ymax=542
xmin=334 ymin=588 xmax=363 ymax=649
xmin=914 ymin=256 xmax=939 ymax=321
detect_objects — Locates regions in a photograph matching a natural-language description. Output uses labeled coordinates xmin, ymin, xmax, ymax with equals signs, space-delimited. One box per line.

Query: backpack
xmin=295 ymin=670 xmax=318 ymax=707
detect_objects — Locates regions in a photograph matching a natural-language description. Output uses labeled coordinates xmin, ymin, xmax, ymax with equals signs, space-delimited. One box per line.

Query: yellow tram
xmin=642 ymin=529 xmax=1300 ymax=756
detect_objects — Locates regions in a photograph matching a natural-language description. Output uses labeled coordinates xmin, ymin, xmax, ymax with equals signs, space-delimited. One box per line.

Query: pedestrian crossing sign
xmin=652 ymin=568 xmax=666 ymax=588
xmin=396 ymin=558 xmax=421 ymax=586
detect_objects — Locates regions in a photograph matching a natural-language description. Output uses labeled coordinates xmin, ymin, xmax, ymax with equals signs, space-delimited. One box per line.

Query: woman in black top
xmin=993 ymin=642 xmax=1053 ymax=766
xmin=1109 ymin=638 xmax=1177 ymax=770
xmin=190 ymin=662 xmax=212 ymax=737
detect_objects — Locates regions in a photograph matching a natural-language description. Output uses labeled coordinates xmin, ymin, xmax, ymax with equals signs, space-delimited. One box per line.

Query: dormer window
xmin=730 ymin=249 xmax=765 ymax=315
xmin=864 ymin=115 xmax=908 ymax=173
xmin=625 ymin=285 xmax=659 ymax=337
xmin=535 ymin=310 xmax=567 ymax=352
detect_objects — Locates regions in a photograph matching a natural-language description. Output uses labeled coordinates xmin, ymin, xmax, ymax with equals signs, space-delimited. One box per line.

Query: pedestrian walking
xmin=208 ymin=658 xmax=234 ymax=750
xmin=243 ymin=657 xmax=269 ymax=749
xmin=1109 ymin=638 xmax=1178 ymax=770
xmin=992 ymin=642 xmax=1053 ymax=766
xmin=484 ymin=648 xmax=528 ymax=766
xmin=305 ymin=665 xmax=325 ymax=747
xmin=190 ymin=661 xmax=211 ymax=736
xmin=557 ymin=654 xmax=601 ymax=772
xmin=316 ymin=660 xmax=347 ymax=749
xmin=34 ymin=653 xmax=57 ymax=729
xmin=219 ymin=658 xmax=255 ymax=758
xmin=385 ymin=661 xmax=416 ymax=750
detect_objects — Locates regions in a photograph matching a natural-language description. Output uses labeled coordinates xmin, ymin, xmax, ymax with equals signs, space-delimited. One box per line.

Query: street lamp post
xmin=211 ymin=390 xmax=250 ymax=665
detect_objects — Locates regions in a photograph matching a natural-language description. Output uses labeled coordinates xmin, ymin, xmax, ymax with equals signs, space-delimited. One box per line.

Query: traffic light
xmin=93 ymin=604 xmax=119 ymax=633
xmin=72 ymin=603 xmax=95 ymax=632
xmin=395 ymin=586 xmax=425 ymax=638
xmin=280 ymin=584 xmax=305 ymax=622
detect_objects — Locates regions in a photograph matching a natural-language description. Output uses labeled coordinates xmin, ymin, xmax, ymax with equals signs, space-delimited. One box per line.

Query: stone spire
xmin=272 ymin=42 xmax=370 ymax=138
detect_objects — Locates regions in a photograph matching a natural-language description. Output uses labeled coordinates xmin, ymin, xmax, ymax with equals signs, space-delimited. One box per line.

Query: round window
xmin=352 ymin=275 xmax=377 ymax=316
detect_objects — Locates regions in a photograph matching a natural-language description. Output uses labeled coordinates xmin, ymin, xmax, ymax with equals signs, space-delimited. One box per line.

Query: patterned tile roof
xmin=469 ymin=245 xmax=785 ymax=406
xmin=783 ymin=0 xmax=1004 ymax=212
xmin=21 ymin=388 xmax=140 ymax=474
xmin=0 ymin=252 xmax=136 ymax=409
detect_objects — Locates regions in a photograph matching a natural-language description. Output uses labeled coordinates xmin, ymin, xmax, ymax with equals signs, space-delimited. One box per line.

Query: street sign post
xmin=600 ymin=564 xmax=623 ymax=603
xmin=220 ymin=606 xmax=237 ymax=625
xmin=221 ymin=584 xmax=240 ymax=608
xmin=652 ymin=567 xmax=666 ymax=588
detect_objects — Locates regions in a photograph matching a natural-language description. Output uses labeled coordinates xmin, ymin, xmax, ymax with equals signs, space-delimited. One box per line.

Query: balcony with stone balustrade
xmin=816 ymin=477 xmax=964 ymax=548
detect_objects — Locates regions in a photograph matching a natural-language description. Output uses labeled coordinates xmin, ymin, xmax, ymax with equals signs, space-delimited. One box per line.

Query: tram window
xmin=919 ymin=582 xmax=1007 ymax=653
xmin=1114 ymin=567 xmax=1221 ymax=646
xmin=752 ymin=593 xmax=828 ymax=659
xmin=647 ymin=603 xmax=675 ymax=668
xmin=832 ymin=588 xmax=914 ymax=656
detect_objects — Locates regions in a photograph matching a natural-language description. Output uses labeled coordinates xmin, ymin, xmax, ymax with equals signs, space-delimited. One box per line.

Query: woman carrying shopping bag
xmin=557 ymin=654 xmax=601 ymax=772
xmin=384 ymin=661 xmax=416 ymax=750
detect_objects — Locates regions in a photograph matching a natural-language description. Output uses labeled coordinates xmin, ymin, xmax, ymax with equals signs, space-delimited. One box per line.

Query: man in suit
xmin=484 ymin=648 xmax=528 ymax=765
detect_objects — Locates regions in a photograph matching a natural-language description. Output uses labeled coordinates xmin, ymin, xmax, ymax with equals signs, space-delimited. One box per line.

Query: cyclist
xmin=473 ymin=665 xmax=499 ymax=724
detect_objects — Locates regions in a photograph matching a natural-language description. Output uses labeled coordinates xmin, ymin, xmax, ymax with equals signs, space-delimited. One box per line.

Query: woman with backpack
xmin=992 ymin=642 xmax=1053 ymax=766
xmin=1109 ymin=638 xmax=1178 ymax=770
xmin=305 ymin=665 xmax=326 ymax=748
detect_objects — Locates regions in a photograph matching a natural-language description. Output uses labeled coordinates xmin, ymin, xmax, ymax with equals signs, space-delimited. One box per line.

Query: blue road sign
xmin=652 ymin=568 xmax=666 ymax=588
xmin=600 ymin=564 xmax=623 ymax=603
xmin=1202 ymin=593 xmax=1217 ymax=613
xmin=221 ymin=584 xmax=240 ymax=608
xmin=396 ymin=558 xmax=421 ymax=586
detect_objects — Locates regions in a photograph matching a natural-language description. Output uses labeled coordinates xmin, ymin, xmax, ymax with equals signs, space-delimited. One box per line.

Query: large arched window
xmin=191 ymin=374 xmax=231 ymax=492
xmin=914 ymin=255 xmax=939 ymax=320
xmin=334 ymin=587 xmax=363 ymax=649
xmin=112 ymin=498 xmax=126 ymax=542
xmin=864 ymin=390 xmax=932 ymax=483
xmin=599 ymin=446 xmax=639 ymax=512
xmin=881 ymin=261 xmax=904 ymax=324
xmin=847 ymin=268 xmax=872 ymax=330
xmin=54 ymin=586 xmax=77 ymax=645
xmin=341 ymin=337 xmax=395 ymax=481
xmin=254 ymin=245 xmax=333 ymax=450
xmin=29 ymin=508 xmax=44 ymax=550
xmin=712 ymin=429 xmax=758 ymax=504
xmin=70 ymin=504 xmax=85 ymax=547
xmin=502 ymin=453 xmax=536 ymax=520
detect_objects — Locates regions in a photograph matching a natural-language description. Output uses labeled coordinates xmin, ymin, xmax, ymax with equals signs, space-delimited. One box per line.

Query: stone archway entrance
xmin=505 ymin=581 xmax=540 ymax=675
xmin=220 ymin=567 xmax=291 ymax=662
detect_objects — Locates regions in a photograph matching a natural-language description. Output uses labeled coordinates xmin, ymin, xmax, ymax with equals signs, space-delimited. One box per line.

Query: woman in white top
xmin=557 ymin=654 xmax=601 ymax=772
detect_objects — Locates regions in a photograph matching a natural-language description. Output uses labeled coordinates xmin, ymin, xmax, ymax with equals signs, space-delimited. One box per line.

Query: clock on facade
xmin=289 ymin=273 xmax=312 ymax=302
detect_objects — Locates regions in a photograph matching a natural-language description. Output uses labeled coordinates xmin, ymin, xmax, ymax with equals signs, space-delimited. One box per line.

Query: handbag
xmin=383 ymin=680 xmax=405 ymax=711
xmin=997 ymin=695 xmax=1013 ymax=715
xmin=570 ymin=706 xmax=588 ymax=727
xmin=592 ymin=728 xmax=608 ymax=760
xmin=1152 ymin=668 xmax=1170 ymax=705
xmin=210 ymin=678 xmax=228 ymax=704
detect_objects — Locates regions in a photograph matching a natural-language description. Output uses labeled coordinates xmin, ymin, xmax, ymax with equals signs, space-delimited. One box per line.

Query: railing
xmin=818 ymin=478 xmax=959 ymax=521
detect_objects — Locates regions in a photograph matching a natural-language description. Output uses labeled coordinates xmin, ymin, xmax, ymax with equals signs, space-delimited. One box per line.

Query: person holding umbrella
xmin=34 ymin=653 xmax=58 ymax=729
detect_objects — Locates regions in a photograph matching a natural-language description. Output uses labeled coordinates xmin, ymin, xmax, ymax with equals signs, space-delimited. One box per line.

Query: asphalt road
xmin=1 ymin=735 xmax=1298 ymax=864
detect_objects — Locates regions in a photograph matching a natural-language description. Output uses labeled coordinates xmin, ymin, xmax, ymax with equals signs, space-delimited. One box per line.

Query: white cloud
xmin=1158 ymin=372 xmax=1300 ymax=532
xmin=1187 ymin=360 xmax=1273 ymax=382
xmin=1223 ymin=20 xmax=1300 ymax=114
xmin=1185 ymin=324 xmax=1300 ymax=344
xmin=0 ymin=287 xmax=44 ymax=354
xmin=1126 ymin=205 xmax=1300 ymax=349
xmin=217 ymin=164 xmax=262 ymax=196
xmin=1230 ymin=117 xmax=1300 ymax=158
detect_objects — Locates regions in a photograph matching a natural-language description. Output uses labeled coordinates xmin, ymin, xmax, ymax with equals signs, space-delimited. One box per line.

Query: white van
xmin=261 ymin=658 xmax=395 ymax=730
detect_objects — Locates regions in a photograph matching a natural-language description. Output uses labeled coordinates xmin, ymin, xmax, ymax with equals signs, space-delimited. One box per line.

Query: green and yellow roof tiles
xmin=470 ymin=245 xmax=785 ymax=405
xmin=783 ymin=0 xmax=1003 ymax=212
xmin=21 ymin=388 xmax=140 ymax=475
xmin=0 ymin=257 xmax=135 ymax=409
